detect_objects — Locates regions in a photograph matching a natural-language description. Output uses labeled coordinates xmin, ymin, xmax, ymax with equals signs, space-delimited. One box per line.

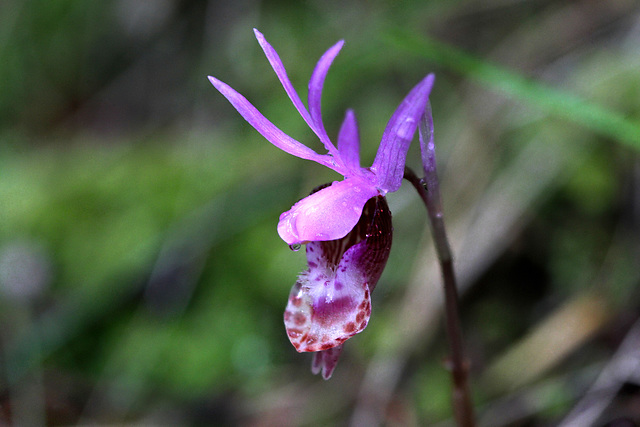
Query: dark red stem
xmin=404 ymin=166 xmax=475 ymax=427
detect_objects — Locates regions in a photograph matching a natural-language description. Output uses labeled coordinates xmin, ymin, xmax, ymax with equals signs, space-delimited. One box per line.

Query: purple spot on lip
xmin=313 ymin=296 xmax=356 ymax=325
xmin=308 ymin=261 xmax=318 ymax=268
xmin=334 ymin=281 xmax=343 ymax=290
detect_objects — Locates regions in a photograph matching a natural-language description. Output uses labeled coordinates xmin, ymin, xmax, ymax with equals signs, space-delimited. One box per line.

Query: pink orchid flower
xmin=209 ymin=29 xmax=434 ymax=378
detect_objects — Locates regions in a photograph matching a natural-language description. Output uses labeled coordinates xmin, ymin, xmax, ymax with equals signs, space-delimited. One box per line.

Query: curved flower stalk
xmin=208 ymin=29 xmax=434 ymax=378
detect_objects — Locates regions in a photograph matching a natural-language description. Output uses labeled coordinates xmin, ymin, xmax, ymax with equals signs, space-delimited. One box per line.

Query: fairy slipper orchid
xmin=208 ymin=29 xmax=434 ymax=378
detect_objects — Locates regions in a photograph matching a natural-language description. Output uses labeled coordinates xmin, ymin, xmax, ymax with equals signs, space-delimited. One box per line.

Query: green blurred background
xmin=1 ymin=0 xmax=639 ymax=425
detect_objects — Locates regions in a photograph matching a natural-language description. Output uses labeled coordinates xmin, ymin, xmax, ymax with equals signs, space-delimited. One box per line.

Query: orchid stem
xmin=404 ymin=166 xmax=474 ymax=426
xmin=404 ymin=162 xmax=474 ymax=426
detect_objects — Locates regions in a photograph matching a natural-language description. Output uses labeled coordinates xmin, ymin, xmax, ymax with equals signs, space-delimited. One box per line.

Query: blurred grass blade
xmin=386 ymin=29 xmax=640 ymax=151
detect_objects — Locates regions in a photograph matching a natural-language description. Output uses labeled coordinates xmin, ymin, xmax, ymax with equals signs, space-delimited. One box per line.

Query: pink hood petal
xmin=277 ymin=179 xmax=380 ymax=245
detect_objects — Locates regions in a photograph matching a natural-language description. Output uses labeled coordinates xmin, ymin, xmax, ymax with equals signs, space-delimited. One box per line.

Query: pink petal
xmin=337 ymin=109 xmax=361 ymax=174
xmin=277 ymin=178 xmax=379 ymax=245
xmin=371 ymin=73 xmax=435 ymax=192
xmin=253 ymin=29 xmax=342 ymax=160
xmin=208 ymin=76 xmax=341 ymax=173
xmin=308 ymin=39 xmax=345 ymax=149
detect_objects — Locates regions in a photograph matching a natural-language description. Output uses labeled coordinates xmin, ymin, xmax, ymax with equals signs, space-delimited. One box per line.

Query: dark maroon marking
xmin=294 ymin=313 xmax=307 ymax=326
xmin=359 ymin=321 xmax=367 ymax=329
xmin=320 ymin=343 xmax=334 ymax=350
xmin=288 ymin=329 xmax=303 ymax=338
xmin=308 ymin=261 xmax=317 ymax=268
xmin=344 ymin=322 xmax=356 ymax=333
xmin=356 ymin=311 xmax=365 ymax=323
xmin=291 ymin=297 xmax=302 ymax=307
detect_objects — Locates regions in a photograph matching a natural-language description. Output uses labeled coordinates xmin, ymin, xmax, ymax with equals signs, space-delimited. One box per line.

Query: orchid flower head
xmin=208 ymin=29 xmax=434 ymax=246
xmin=208 ymin=29 xmax=434 ymax=379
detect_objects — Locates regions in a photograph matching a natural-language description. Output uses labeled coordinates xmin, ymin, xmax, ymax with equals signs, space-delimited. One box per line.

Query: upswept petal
xmin=337 ymin=109 xmax=361 ymax=174
xmin=371 ymin=73 xmax=435 ymax=192
xmin=277 ymin=178 xmax=379 ymax=245
xmin=308 ymin=39 xmax=344 ymax=146
xmin=253 ymin=29 xmax=341 ymax=159
xmin=208 ymin=76 xmax=340 ymax=173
